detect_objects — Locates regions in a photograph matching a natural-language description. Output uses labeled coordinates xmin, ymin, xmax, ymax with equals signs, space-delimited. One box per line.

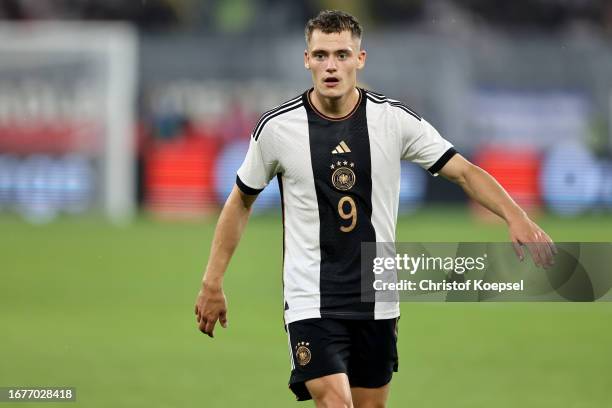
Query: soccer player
xmin=194 ymin=10 xmax=555 ymax=407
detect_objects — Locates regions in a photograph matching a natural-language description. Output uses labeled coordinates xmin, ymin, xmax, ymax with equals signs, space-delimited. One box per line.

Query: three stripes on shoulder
xmin=365 ymin=90 xmax=422 ymax=121
xmin=250 ymin=90 xmax=422 ymax=142
xmin=252 ymin=95 xmax=303 ymax=141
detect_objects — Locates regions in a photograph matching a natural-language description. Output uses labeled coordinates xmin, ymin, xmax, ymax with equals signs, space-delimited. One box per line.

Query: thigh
xmin=306 ymin=373 xmax=353 ymax=408
xmin=286 ymin=318 xmax=352 ymax=401
xmin=347 ymin=318 xmax=399 ymax=389
xmin=351 ymin=383 xmax=390 ymax=408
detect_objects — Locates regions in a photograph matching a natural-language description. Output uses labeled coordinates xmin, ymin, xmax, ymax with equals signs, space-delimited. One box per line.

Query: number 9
xmin=338 ymin=196 xmax=357 ymax=232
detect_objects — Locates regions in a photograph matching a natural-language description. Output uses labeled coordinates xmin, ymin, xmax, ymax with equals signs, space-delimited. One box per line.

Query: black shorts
xmin=286 ymin=318 xmax=399 ymax=401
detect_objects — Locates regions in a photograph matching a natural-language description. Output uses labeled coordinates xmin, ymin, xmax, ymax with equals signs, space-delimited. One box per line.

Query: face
xmin=304 ymin=29 xmax=366 ymax=100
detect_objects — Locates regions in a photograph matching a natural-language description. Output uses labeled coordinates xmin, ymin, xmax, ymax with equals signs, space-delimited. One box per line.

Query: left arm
xmin=438 ymin=154 xmax=556 ymax=268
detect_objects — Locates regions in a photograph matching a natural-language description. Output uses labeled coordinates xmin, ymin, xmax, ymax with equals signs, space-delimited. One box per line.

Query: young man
xmin=194 ymin=10 xmax=555 ymax=407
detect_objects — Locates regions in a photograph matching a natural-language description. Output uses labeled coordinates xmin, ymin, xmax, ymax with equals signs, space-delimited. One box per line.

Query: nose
xmin=325 ymin=57 xmax=337 ymax=72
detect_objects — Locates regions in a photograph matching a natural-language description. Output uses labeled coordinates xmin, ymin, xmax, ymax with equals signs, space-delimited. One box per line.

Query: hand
xmin=194 ymin=282 xmax=228 ymax=338
xmin=508 ymin=214 xmax=557 ymax=269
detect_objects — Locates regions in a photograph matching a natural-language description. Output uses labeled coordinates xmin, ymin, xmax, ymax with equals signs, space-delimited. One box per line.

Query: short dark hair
xmin=304 ymin=10 xmax=362 ymax=45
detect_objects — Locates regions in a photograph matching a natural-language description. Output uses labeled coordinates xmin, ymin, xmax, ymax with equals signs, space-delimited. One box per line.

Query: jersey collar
xmin=305 ymin=87 xmax=363 ymax=122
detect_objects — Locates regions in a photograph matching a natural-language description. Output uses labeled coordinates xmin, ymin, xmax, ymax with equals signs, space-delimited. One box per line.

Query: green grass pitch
xmin=1 ymin=207 xmax=611 ymax=407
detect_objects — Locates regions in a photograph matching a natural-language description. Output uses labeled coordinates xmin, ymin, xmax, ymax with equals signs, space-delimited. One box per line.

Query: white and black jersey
xmin=237 ymin=88 xmax=456 ymax=324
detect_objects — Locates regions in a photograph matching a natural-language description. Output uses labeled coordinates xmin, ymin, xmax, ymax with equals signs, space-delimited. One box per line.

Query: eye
xmin=314 ymin=53 xmax=325 ymax=61
xmin=337 ymin=52 xmax=348 ymax=60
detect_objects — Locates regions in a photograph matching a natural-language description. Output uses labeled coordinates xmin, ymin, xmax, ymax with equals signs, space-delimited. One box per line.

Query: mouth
xmin=323 ymin=77 xmax=340 ymax=87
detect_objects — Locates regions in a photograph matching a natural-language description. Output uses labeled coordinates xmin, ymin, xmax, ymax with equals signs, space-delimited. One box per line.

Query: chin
xmin=317 ymin=86 xmax=346 ymax=99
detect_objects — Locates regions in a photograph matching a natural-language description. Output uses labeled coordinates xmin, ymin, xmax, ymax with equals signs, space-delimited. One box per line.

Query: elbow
xmin=449 ymin=173 xmax=467 ymax=186
xmin=448 ymin=170 xmax=468 ymax=187
xmin=453 ymin=163 xmax=481 ymax=189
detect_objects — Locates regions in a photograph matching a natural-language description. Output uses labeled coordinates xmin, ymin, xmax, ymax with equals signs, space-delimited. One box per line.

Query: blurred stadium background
xmin=1 ymin=1 xmax=611 ymax=407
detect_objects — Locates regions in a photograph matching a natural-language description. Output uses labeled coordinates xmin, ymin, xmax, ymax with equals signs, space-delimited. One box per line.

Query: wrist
xmin=202 ymin=277 xmax=223 ymax=292
xmin=504 ymin=207 xmax=528 ymax=226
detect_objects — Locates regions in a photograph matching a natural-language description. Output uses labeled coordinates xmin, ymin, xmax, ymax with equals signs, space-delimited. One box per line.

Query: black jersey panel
xmin=304 ymin=90 xmax=376 ymax=318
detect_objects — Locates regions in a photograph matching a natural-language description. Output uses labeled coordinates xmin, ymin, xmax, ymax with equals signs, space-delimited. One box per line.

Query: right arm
xmin=194 ymin=185 xmax=257 ymax=338
xmin=195 ymin=109 xmax=278 ymax=337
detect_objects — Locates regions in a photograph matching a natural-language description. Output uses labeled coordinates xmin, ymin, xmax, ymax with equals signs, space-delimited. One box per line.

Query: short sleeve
xmin=400 ymin=115 xmax=456 ymax=176
xmin=236 ymin=128 xmax=279 ymax=195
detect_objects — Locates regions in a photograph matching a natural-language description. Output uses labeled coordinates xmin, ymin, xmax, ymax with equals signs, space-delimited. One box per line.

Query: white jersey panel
xmin=365 ymin=99 xmax=401 ymax=320
xmin=271 ymin=107 xmax=323 ymax=324
xmin=399 ymin=116 xmax=454 ymax=175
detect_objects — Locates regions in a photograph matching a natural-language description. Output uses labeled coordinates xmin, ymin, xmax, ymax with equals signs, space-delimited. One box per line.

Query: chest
xmin=276 ymin=113 xmax=399 ymax=187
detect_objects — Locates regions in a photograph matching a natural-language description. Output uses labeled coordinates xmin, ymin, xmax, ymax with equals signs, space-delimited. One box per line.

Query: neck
xmin=310 ymin=87 xmax=359 ymax=119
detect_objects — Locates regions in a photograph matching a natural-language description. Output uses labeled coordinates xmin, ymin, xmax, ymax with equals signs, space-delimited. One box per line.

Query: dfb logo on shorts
xmin=295 ymin=341 xmax=311 ymax=366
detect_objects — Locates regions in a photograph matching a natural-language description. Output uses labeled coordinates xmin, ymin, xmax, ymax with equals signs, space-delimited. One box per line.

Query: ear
xmin=304 ymin=49 xmax=310 ymax=70
xmin=357 ymin=49 xmax=367 ymax=70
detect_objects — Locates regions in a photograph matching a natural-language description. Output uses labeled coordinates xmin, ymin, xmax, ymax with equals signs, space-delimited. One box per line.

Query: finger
xmin=204 ymin=318 xmax=217 ymax=338
xmin=549 ymin=241 xmax=558 ymax=256
xmin=537 ymin=242 xmax=551 ymax=269
xmin=539 ymin=232 xmax=557 ymax=262
xmin=219 ymin=311 xmax=228 ymax=328
xmin=533 ymin=233 xmax=549 ymax=268
xmin=544 ymin=234 xmax=558 ymax=255
xmin=534 ymin=233 xmax=552 ymax=268
xmin=512 ymin=241 xmax=525 ymax=261
xmin=540 ymin=240 xmax=554 ymax=268
xmin=542 ymin=245 xmax=552 ymax=269
xmin=535 ymin=241 xmax=548 ymax=269
xmin=534 ymin=241 xmax=546 ymax=268
xmin=526 ymin=242 xmax=542 ymax=268
xmin=547 ymin=242 xmax=557 ymax=264
xmin=198 ymin=318 xmax=208 ymax=333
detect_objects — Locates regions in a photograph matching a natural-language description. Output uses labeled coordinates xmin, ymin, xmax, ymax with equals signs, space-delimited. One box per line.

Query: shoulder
xmin=251 ymin=93 xmax=305 ymax=141
xmin=362 ymin=88 xmax=422 ymax=122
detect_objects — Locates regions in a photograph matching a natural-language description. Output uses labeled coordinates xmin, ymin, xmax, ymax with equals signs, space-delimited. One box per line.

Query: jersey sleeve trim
xmin=427 ymin=147 xmax=457 ymax=175
xmin=236 ymin=175 xmax=263 ymax=195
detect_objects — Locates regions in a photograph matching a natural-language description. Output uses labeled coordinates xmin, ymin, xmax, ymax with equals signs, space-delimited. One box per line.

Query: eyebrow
xmin=310 ymin=48 xmax=353 ymax=55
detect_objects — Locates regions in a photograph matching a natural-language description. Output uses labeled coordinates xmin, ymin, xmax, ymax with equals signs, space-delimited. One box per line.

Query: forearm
xmin=201 ymin=187 xmax=254 ymax=289
xmin=455 ymin=165 xmax=527 ymax=225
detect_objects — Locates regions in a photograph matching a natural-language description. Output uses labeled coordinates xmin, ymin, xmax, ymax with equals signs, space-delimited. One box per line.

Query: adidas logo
xmin=332 ymin=141 xmax=351 ymax=154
